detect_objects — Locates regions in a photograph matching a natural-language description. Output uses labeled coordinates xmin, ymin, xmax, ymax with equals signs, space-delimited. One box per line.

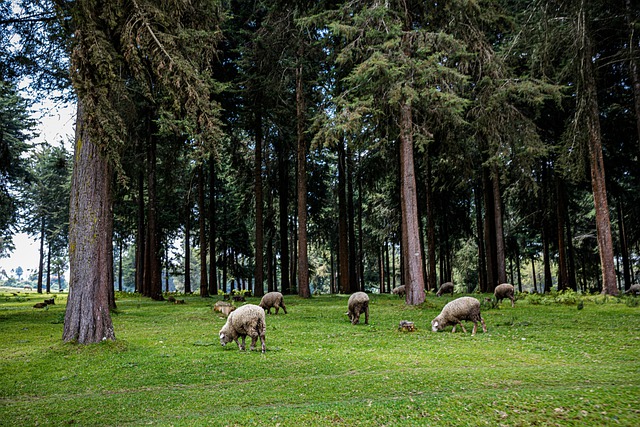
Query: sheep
xmin=625 ymin=284 xmax=640 ymax=296
xmin=494 ymin=283 xmax=515 ymax=307
xmin=259 ymin=291 xmax=287 ymax=314
xmin=431 ymin=296 xmax=487 ymax=336
xmin=346 ymin=292 xmax=369 ymax=325
xmin=219 ymin=304 xmax=266 ymax=353
xmin=436 ymin=281 xmax=454 ymax=297
xmin=391 ymin=285 xmax=406 ymax=297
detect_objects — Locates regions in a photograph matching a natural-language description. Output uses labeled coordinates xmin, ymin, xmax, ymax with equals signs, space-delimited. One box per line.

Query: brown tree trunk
xmin=184 ymin=192 xmax=192 ymax=294
xmin=143 ymin=124 xmax=163 ymax=301
xmin=46 ymin=242 xmax=51 ymax=294
xmin=542 ymin=226 xmax=552 ymax=293
xmin=208 ymin=156 xmax=218 ymax=295
xmin=278 ymin=138 xmax=290 ymax=294
xmin=556 ymin=177 xmax=569 ymax=291
xmin=579 ymin=2 xmax=618 ymax=295
xmin=37 ymin=216 xmax=45 ymax=294
xmin=198 ymin=164 xmax=208 ymax=297
xmin=626 ymin=0 xmax=640 ymax=151
xmin=492 ymin=167 xmax=507 ymax=285
xmin=347 ymin=146 xmax=358 ymax=293
xmin=135 ymin=170 xmax=145 ymax=293
xmin=254 ymin=110 xmax=265 ymax=297
xmin=617 ymin=201 xmax=631 ymax=291
xmin=63 ymin=103 xmax=115 ymax=343
xmin=531 ymin=255 xmax=538 ymax=293
xmin=399 ymin=99 xmax=425 ymax=305
xmin=296 ymin=59 xmax=310 ymax=298
xmin=474 ymin=184 xmax=488 ymax=292
xmin=425 ymin=151 xmax=437 ymax=292
xmin=482 ymin=165 xmax=497 ymax=291
xmin=337 ymin=139 xmax=350 ymax=293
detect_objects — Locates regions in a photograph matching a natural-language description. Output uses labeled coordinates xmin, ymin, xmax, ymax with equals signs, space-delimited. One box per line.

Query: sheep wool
xmin=436 ymin=281 xmax=454 ymax=297
xmin=259 ymin=291 xmax=287 ymax=314
xmin=431 ymin=296 xmax=486 ymax=336
xmin=391 ymin=285 xmax=406 ymax=297
xmin=494 ymin=283 xmax=515 ymax=307
xmin=347 ymin=292 xmax=369 ymax=325
xmin=219 ymin=304 xmax=266 ymax=353
xmin=626 ymin=284 xmax=640 ymax=295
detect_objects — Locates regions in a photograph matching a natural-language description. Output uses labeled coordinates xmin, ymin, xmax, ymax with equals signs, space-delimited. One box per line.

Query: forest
xmin=1 ymin=0 xmax=640 ymax=342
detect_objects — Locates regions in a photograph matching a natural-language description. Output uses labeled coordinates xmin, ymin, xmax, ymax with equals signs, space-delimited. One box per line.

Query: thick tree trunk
xmin=254 ymin=111 xmax=265 ymax=297
xmin=579 ymin=3 xmax=618 ymax=295
xmin=208 ymin=156 xmax=218 ymax=295
xmin=63 ymin=103 xmax=115 ymax=343
xmin=143 ymin=126 xmax=163 ymax=301
xmin=399 ymin=100 xmax=425 ymax=305
xmin=337 ymin=139 xmax=350 ymax=293
xmin=296 ymin=61 xmax=310 ymax=298
xmin=198 ymin=164 xmax=208 ymax=297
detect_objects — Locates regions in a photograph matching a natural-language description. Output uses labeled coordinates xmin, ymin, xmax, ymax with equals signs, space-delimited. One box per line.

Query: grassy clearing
xmin=1 ymin=291 xmax=638 ymax=426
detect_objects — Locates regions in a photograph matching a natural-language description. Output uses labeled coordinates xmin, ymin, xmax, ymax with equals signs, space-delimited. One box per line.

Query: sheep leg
xmin=239 ymin=336 xmax=246 ymax=351
xmin=480 ymin=316 xmax=487 ymax=333
xmin=250 ymin=334 xmax=258 ymax=351
xmin=364 ymin=306 xmax=369 ymax=324
xmin=260 ymin=334 xmax=266 ymax=353
xmin=471 ymin=322 xmax=477 ymax=336
xmin=274 ymin=305 xmax=280 ymax=314
xmin=456 ymin=321 xmax=467 ymax=334
xmin=281 ymin=302 xmax=287 ymax=314
xmin=510 ymin=297 xmax=515 ymax=307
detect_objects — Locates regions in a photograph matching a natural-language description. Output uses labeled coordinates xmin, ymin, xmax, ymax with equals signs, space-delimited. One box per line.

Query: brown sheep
xmin=259 ymin=291 xmax=287 ymax=314
xmin=346 ymin=292 xmax=369 ymax=325
xmin=494 ymin=283 xmax=515 ymax=307
xmin=436 ymin=282 xmax=454 ymax=297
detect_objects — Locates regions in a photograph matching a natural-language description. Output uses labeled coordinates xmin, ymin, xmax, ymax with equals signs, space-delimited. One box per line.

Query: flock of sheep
xmin=218 ymin=283 xmax=517 ymax=353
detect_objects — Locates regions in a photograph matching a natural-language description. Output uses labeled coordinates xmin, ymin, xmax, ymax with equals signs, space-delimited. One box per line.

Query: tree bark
xmin=425 ymin=151 xmax=437 ymax=292
xmin=143 ymin=125 xmax=163 ymax=301
xmin=617 ymin=201 xmax=631 ymax=291
xmin=347 ymin=146 xmax=358 ymax=293
xmin=337 ymin=139 xmax=350 ymax=293
xmin=277 ymin=138 xmax=290 ymax=294
xmin=296 ymin=59 xmax=310 ymax=298
xmin=63 ymin=103 xmax=115 ymax=343
xmin=198 ymin=164 xmax=208 ymax=297
xmin=579 ymin=2 xmax=618 ymax=295
xmin=556 ymin=177 xmax=569 ymax=291
xmin=184 ymin=192 xmax=192 ymax=294
xmin=208 ymin=156 xmax=218 ymax=295
xmin=254 ymin=110 xmax=265 ymax=297
xmin=135 ymin=170 xmax=145 ymax=293
xmin=37 ymin=216 xmax=45 ymax=294
xmin=398 ymin=99 xmax=425 ymax=305
xmin=474 ymin=184 xmax=488 ymax=293
xmin=492 ymin=167 xmax=507 ymax=285
xmin=626 ymin=0 xmax=640 ymax=151
xmin=482 ymin=165 xmax=497 ymax=291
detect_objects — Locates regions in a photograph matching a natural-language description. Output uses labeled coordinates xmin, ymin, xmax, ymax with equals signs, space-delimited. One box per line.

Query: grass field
xmin=1 ymin=290 xmax=639 ymax=426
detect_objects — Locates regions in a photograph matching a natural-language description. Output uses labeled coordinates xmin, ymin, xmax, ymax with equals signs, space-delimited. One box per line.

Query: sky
xmin=0 ymin=98 xmax=76 ymax=280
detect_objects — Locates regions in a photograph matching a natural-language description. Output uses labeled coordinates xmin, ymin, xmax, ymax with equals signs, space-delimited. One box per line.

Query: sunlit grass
xmin=1 ymin=290 xmax=638 ymax=426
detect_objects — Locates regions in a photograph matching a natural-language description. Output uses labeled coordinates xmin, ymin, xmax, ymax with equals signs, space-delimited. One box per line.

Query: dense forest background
xmin=1 ymin=1 xmax=639 ymax=307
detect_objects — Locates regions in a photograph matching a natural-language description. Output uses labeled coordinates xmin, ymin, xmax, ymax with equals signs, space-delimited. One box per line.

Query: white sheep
xmin=259 ymin=291 xmax=287 ymax=314
xmin=431 ymin=296 xmax=487 ymax=336
xmin=219 ymin=304 xmax=266 ymax=352
xmin=346 ymin=292 xmax=369 ymax=325
xmin=391 ymin=285 xmax=406 ymax=297
xmin=494 ymin=283 xmax=515 ymax=307
xmin=625 ymin=284 xmax=640 ymax=295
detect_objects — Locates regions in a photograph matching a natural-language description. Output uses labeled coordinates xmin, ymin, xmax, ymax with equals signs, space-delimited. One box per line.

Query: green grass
xmin=1 ymin=291 xmax=639 ymax=426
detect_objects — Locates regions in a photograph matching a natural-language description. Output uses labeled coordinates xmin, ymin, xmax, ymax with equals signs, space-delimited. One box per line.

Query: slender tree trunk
xmin=135 ymin=170 xmax=145 ymax=293
xmin=347 ymin=147 xmax=358 ymax=293
xmin=144 ymin=126 xmax=163 ymax=301
xmin=531 ymin=256 xmax=538 ymax=293
xmin=198 ymin=164 xmax=208 ymax=297
xmin=358 ymin=174 xmax=365 ymax=292
xmin=208 ymin=156 xmax=218 ymax=295
xmin=474 ymin=185 xmax=488 ymax=292
xmin=542 ymin=227 xmax=552 ymax=292
xmin=626 ymin=0 xmax=640 ymax=151
xmin=425 ymin=151 xmax=437 ymax=292
xmin=556 ymin=177 xmax=569 ymax=291
xmin=63 ymin=103 xmax=115 ymax=343
xmin=37 ymin=216 xmax=45 ymax=294
xmin=184 ymin=194 xmax=192 ymax=294
xmin=515 ymin=239 xmax=522 ymax=292
xmin=278 ymin=138 xmax=290 ymax=294
xmin=337 ymin=139 xmax=350 ymax=293
xmin=296 ymin=59 xmax=310 ymax=298
xmin=378 ymin=245 xmax=384 ymax=292
xmin=46 ymin=242 xmax=51 ymax=294
xmin=482 ymin=165 xmax=497 ymax=291
xmin=492 ymin=167 xmax=507 ymax=285
xmin=617 ymin=201 xmax=631 ymax=291
xmin=579 ymin=2 xmax=618 ymax=295
xmin=398 ymin=99 xmax=425 ymax=305
xmin=254 ymin=110 xmax=265 ymax=297
xmin=118 ymin=238 xmax=123 ymax=292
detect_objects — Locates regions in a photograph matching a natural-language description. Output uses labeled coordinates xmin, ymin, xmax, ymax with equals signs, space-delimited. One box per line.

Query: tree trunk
xmin=531 ymin=255 xmax=538 ymax=293
xmin=579 ymin=2 xmax=618 ymax=295
xmin=118 ymin=238 xmax=123 ymax=292
xmin=337 ymin=139 xmax=350 ymax=293
xmin=398 ymin=99 xmax=425 ymax=305
xmin=542 ymin=226 xmax=552 ymax=292
xmin=208 ymin=156 xmax=218 ymax=295
xmin=482 ymin=165 xmax=497 ymax=291
xmin=37 ymin=216 xmax=45 ymax=294
xmin=135 ymin=170 xmax=145 ymax=294
xmin=184 ymin=193 xmax=192 ymax=294
xmin=425 ymin=151 xmax=437 ymax=292
xmin=296 ymin=59 xmax=310 ymax=299
xmin=474 ymin=184 xmax=488 ymax=292
xmin=254 ymin=110 xmax=265 ymax=297
xmin=626 ymin=0 xmax=640 ymax=151
xmin=556 ymin=177 xmax=569 ymax=291
xmin=63 ymin=103 xmax=115 ymax=343
xmin=198 ymin=164 xmax=208 ymax=297
xmin=492 ymin=167 xmax=507 ymax=285
xmin=46 ymin=242 xmax=51 ymax=294
xmin=617 ymin=201 xmax=631 ymax=291
xmin=347 ymin=146 xmax=358 ymax=293
xmin=143 ymin=125 xmax=163 ymax=301
xmin=278 ymin=138 xmax=290 ymax=294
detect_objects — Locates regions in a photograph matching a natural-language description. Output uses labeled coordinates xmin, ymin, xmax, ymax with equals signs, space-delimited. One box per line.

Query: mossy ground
xmin=1 ymin=290 xmax=638 ymax=426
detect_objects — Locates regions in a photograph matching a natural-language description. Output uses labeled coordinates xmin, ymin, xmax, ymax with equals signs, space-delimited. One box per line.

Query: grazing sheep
xmin=219 ymin=304 xmax=266 ymax=353
xmin=431 ymin=296 xmax=487 ymax=336
xmin=494 ymin=283 xmax=515 ymax=307
xmin=391 ymin=285 xmax=406 ymax=297
xmin=259 ymin=291 xmax=287 ymax=314
xmin=213 ymin=301 xmax=236 ymax=316
xmin=436 ymin=282 xmax=454 ymax=297
xmin=626 ymin=284 xmax=640 ymax=296
xmin=33 ymin=302 xmax=47 ymax=309
xmin=346 ymin=292 xmax=369 ymax=325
